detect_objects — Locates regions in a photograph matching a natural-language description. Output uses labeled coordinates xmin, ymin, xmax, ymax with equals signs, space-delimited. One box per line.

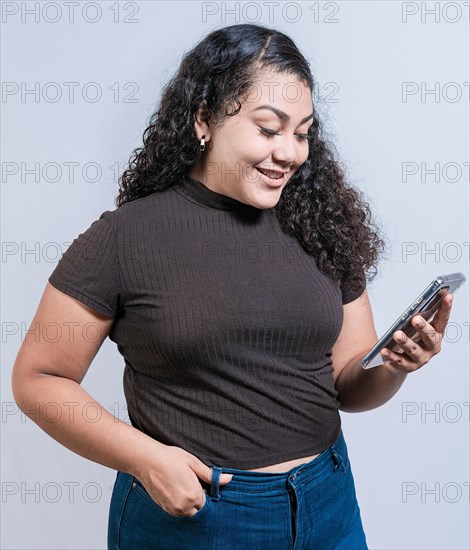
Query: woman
xmin=12 ymin=24 xmax=453 ymax=549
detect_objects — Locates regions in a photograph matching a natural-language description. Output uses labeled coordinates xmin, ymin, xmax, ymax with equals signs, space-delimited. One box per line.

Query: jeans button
xmin=290 ymin=474 xmax=297 ymax=481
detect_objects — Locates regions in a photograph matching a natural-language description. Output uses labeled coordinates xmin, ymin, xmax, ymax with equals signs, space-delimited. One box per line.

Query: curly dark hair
xmin=115 ymin=23 xmax=387 ymax=294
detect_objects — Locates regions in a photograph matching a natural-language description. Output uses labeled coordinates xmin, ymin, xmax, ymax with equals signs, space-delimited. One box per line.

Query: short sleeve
xmin=48 ymin=210 xmax=120 ymax=317
xmin=341 ymin=271 xmax=366 ymax=305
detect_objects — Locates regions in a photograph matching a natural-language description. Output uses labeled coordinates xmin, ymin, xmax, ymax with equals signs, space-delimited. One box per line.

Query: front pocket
xmin=330 ymin=445 xmax=350 ymax=474
xmin=131 ymin=477 xmax=210 ymax=520
xmin=108 ymin=471 xmax=135 ymax=549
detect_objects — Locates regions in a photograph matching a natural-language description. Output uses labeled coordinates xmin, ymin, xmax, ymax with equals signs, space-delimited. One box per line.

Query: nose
xmin=271 ymin=135 xmax=298 ymax=167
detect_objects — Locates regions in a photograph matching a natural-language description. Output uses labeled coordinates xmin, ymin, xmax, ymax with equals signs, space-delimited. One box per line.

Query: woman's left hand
xmin=380 ymin=293 xmax=454 ymax=375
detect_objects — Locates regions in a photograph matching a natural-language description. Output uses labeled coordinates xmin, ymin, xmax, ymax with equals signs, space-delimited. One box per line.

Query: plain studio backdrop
xmin=1 ymin=1 xmax=468 ymax=549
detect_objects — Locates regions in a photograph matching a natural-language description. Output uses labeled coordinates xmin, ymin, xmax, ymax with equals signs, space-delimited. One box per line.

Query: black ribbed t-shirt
xmin=48 ymin=175 xmax=365 ymax=469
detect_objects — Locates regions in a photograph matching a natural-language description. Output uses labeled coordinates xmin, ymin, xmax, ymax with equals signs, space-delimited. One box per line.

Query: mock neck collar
xmin=173 ymin=175 xmax=262 ymax=212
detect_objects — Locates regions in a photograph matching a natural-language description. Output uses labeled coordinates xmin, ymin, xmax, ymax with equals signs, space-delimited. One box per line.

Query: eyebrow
xmin=250 ymin=105 xmax=314 ymax=125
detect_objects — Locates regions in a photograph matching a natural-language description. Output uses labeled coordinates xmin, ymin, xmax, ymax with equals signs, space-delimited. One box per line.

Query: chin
xmin=252 ymin=193 xmax=282 ymax=210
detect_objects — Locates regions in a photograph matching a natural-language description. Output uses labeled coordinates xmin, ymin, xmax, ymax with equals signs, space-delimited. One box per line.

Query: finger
xmin=380 ymin=348 xmax=416 ymax=374
xmin=195 ymin=487 xmax=206 ymax=510
xmin=389 ymin=330 xmax=423 ymax=360
xmin=190 ymin=459 xmax=211 ymax=484
xmin=388 ymin=339 xmax=407 ymax=353
xmin=409 ymin=312 xmax=444 ymax=350
xmin=426 ymin=293 xmax=453 ymax=335
xmin=191 ymin=457 xmax=232 ymax=485
xmin=219 ymin=473 xmax=233 ymax=485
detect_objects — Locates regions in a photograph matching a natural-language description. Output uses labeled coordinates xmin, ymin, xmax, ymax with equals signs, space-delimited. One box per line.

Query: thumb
xmin=192 ymin=459 xmax=233 ymax=485
xmin=219 ymin=473 xmax=233 ymax=485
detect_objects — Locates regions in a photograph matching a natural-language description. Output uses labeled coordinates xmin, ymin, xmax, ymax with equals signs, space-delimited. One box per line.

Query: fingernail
xmin=221 ymin=474 xmax=233 ymax=481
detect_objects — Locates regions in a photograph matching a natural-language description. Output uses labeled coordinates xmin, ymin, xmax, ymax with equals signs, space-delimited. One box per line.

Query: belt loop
xmin=210 ymin=466 xmax=222 ymax=501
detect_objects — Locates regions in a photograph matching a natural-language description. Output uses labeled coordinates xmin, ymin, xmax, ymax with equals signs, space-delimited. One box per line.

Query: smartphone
xmin=360 ymin=272 xmax=466 ymax=369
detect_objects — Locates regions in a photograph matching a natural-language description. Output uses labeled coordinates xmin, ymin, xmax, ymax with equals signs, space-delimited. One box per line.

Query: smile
xmin=255 ymin=167 xmax=286 ymax=180
xmin=255 ymin=167 xmax=287 ymax=188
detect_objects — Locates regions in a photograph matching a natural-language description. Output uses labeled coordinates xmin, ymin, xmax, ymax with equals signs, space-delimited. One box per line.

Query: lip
xmin=255 ymin=167 xmax=287 ymax=188
xmin=255 ymin=166 xmax=289 ymax=177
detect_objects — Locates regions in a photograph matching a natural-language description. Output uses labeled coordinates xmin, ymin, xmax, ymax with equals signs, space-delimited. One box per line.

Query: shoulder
xmin=113 ymin=186 xmax=182 ymax=225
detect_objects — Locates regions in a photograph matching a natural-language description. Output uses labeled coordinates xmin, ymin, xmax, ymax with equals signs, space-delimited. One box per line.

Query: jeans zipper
xmin=287 ymin=485 xmax=297 ymax=543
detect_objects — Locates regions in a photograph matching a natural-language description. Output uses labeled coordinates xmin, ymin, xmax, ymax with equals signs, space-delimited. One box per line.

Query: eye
xmin=259 ymin=127 xmax=310 ymax=142
xmin=259 ymin=127 xmax=280 ymax=137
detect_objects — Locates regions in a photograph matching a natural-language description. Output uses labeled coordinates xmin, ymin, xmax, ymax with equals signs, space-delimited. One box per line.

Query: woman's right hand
xmin=134 ymin=443 xmax=233 ymax=517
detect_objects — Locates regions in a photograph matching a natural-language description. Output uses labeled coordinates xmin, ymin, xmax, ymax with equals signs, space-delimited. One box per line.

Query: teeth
xmin=257 ymin=168 xmax=283 ymax=179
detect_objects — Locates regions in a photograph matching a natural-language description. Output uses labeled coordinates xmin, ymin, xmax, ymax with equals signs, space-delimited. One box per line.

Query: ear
xmin=193 ymin=100 xmax=211 ymax=142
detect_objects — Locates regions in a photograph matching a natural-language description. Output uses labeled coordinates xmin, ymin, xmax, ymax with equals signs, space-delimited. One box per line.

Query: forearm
xmin=13 ymin=373 xmax=166 ymax=479
xmin=335 ymin=352 xmax=408 ymax=413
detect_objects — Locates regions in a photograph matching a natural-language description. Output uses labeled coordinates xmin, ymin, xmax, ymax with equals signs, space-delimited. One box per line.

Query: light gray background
xmin=2 ymin=1 xmax=469 ymax=548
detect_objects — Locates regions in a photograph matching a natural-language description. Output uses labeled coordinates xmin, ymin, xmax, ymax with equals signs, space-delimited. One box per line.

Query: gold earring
xmin=200 ymin=134 xmax=206 ymax=152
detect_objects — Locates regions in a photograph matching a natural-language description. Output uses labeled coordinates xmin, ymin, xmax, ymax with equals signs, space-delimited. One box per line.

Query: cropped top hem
xmin=194 ymin=425 xmax=342 ymax=470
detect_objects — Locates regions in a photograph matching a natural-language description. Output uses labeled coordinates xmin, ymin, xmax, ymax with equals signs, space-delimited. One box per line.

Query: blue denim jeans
xmin=107 ymin=429 xmax=368 ymax=549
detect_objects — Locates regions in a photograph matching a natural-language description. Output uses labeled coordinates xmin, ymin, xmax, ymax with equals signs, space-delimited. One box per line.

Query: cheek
xmin=236 ymin=138 xmax=266 ymax=164
xmin=242 ymin=135 xmax=274 ymax=161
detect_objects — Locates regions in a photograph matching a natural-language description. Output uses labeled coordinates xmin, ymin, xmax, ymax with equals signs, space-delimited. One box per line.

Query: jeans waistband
xmin=206 ymin=429 xmax=346 ymax=495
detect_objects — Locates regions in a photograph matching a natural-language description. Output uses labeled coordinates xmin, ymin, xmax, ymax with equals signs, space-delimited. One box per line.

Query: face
xmin=189 ymin=69 xmax=314 ymax=209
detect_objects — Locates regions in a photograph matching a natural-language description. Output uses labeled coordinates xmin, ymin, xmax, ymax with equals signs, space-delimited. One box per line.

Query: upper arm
xmin=12 ymin=208 xmax=120 ymax=395
xmin=330 ymin=289 xmax=379 ymax=385
xmin=12 ymin=282 xmax=115 ymax=394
